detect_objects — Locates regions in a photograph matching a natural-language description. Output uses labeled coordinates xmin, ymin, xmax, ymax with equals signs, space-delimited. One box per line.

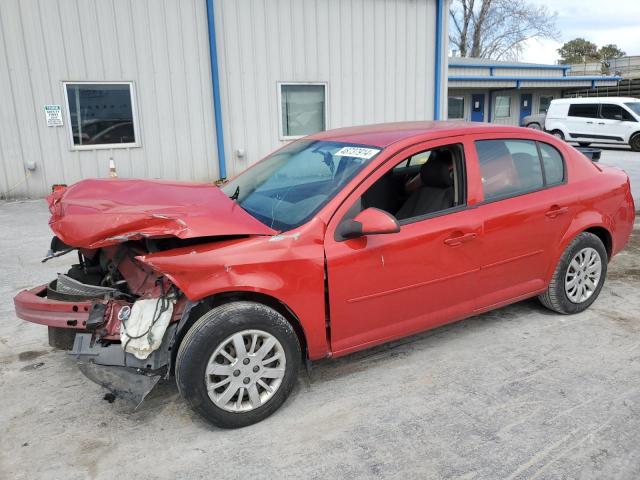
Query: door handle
xmin=586 ymin=121 xmax=593 ymax=124
xmin=444 ymin=232 xmax=477 ymax=246
xmin=545 ymin=206 xmax=569 ymax=218
xmin=598 ymin=122 xmax=605 ymax=125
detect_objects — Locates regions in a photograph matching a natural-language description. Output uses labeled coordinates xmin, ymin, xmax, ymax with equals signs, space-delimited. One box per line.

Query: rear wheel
xmin=630 ymin=133 xmax=640 ymax=152
xmin=551 ymin=130 xmax=565 ymax=141
xmin=539 ymin=232 xmax=607 ymax=314
xmin=176 ymin=301 xmax=301 ymax=428
xmin=527 ymin=123 xmax=542 ymax=130
xmin=578 ymin=142 xmax=591 ymax=147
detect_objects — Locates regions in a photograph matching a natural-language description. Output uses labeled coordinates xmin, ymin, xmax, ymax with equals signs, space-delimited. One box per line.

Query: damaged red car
xmin=14 ymin=122 xmax=635 ymax=428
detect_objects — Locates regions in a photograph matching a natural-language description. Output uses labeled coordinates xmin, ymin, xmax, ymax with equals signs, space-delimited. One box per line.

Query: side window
xmin=539 ymin=95 xmax=553 ymax=114
xmin=359 ymin=144 xmax=466 ymax=223
xmin=568 ymin=104 xmax=599 ymax=118
xmin=475 ymin=140 xmax=543 ymax=201
xmin=538 ymin=143 xmax=565 ymax=185
xmin=601 ymin=104 xmax=635 ymax=121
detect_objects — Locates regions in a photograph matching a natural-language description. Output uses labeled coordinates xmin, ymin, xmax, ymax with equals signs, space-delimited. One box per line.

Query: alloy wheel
xmin=205 ymin=329 xmax=286 ymax=412
xmin=564 ymin=247 xmax=602 ymax=303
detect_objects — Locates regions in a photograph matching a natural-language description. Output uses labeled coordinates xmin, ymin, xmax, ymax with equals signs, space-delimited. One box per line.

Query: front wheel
xmin=539 ymin=232 xmax=607 ymax=314
xmin=176 ymin=301 xmax=301 ymax=428
xmin=527 ymin=123 xmax=542 ymax=130
xmin=629 ymin=133 xmax=640 ymax=152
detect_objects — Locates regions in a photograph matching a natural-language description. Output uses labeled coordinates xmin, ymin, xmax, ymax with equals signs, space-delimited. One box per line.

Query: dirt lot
xmin=1 ymin=162 xmax=639 ymax=479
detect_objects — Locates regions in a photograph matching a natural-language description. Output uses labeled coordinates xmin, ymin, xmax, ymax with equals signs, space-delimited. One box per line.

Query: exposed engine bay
xmin=40 ymin=236 xmax=193 ymax=405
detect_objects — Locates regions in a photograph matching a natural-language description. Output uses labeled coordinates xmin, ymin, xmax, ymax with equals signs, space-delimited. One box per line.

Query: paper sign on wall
xmin=44 ymin=105 xmax=63 ymax=127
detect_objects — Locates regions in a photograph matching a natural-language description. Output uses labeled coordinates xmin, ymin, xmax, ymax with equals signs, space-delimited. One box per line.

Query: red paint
xmin=47 ymin=178 xmax=274 ymax=249
xmin=14 ymin=123 xmax=635 ymax=362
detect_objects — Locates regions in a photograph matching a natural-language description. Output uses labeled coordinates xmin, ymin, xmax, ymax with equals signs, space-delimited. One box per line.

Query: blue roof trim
xmin=449 ymin=63 xmax=570 ymax=71
xmin=448 ymin=75 xmax=621 ymax=82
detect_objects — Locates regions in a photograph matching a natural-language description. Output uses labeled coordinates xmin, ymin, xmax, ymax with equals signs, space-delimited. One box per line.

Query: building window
xmin=64 ymin=82 xmax=138 ymax=149
xmin=539 ymin=95 xmax=553 ymax=114
xmin=494 ymin=95 xmax=511 ymax=118
xmin=448 ymin=96 xmax=465 ymax=119
xmin=279 ymin=83 xmax=327 ymax=139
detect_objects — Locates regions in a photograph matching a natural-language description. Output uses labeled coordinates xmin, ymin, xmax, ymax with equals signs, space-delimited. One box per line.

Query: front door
xmin=519 ymin=94 xmax=533 ymax=125
xmin=323 ymin=139 xmax=483 ymax=356
xmin=471 ymin=94 xmax=485 ymax=122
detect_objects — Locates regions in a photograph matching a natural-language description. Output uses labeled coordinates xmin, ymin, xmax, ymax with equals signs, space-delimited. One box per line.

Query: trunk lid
xmin=48 ymin=178 xmax=275 ymax=248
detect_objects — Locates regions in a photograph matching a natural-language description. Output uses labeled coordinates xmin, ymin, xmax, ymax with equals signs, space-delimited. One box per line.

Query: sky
xmin=518 ymin=0 xmax=640 ymax=64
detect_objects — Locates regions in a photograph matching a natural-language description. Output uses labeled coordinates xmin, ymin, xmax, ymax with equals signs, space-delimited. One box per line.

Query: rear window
xmin=538 ymin=143 xmax=564 ymax=185
xmin=568 ymin=104 xmax=599 ymax=118
xmin=475 ymin=139 xmax=565 ymax=202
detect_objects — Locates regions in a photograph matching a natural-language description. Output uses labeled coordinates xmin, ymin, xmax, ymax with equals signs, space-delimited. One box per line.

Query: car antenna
xmin=230 ymin=186 xmax=240 ymax=200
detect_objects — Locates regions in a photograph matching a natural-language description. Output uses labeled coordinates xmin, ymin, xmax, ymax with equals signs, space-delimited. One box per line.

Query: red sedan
xmin=14 ymin=122 xmax=635 ymax=428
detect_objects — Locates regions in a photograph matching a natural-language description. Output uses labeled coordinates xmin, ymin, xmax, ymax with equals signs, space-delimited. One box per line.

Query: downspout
xmin=205 ymin=0 xmax=227 ymax=180
xmin=433 ymin=0 xmax=445 ymax=120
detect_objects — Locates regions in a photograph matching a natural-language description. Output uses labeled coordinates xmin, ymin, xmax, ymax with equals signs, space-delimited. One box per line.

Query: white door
xmin=597 ymin=103 xmax=637 ymax=144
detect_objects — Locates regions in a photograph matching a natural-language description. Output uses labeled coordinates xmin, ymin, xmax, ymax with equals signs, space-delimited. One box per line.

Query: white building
xmin=0 ymin=0 xmax=449 ymax=199
xmin=447 ymin=57 xmax=619 ymax=126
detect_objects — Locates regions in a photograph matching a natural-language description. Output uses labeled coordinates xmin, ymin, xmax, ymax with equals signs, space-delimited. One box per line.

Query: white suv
xmin=545 ymin=97 xmax=640 ymax=151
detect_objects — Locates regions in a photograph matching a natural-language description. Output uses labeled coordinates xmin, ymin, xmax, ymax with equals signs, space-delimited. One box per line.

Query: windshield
xmin=221 ymin=140 xmax=381 ymax=231
xmin=625 ymin=102 xmax=640 ymax=117
xmin=222 ymin=140 xmax=381 ymax=230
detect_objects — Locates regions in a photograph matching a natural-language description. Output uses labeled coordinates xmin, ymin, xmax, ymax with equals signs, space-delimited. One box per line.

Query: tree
xmin=557 ymin=38 xmax=600 ymax=64
xmin=599 ymin=44 xmax=626 ymax=62
xmin=449 ymin=0 xmax=558 ymax=60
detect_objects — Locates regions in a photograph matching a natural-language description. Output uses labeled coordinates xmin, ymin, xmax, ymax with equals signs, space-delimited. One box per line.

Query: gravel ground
xmin=0 ymin=149 xmax=639 ymax=479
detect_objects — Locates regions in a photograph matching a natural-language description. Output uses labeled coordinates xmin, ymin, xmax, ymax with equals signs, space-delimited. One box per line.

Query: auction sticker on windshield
xmin=334 ymin=146 xmax=380 ymax=159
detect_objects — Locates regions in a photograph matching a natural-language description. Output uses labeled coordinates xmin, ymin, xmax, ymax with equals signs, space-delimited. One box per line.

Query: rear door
xmin=470 ymin=136 xmax=574 ymax=310
xmin=324 ymin=137 xmax=483 ymax=356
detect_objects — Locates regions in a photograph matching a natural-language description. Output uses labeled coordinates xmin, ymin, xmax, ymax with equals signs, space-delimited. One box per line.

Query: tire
xmin=629 ymin=133 xmax=640 ymax=152
xmin=538 ymin=232 xmax=607 ymax=314
xmin=176 ymin=301 xmax=301 ymax=428
xmin=527 ymin=123 xmax=542 ymax=130
xmin=578 ymin=142 xmax=591 ymax=147
xmin=551 ymin=130 xmax=565 ymax=141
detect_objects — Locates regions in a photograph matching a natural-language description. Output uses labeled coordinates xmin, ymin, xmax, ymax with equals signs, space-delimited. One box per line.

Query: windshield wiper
xmin=230 ymin=186 xmax=240 ymax=201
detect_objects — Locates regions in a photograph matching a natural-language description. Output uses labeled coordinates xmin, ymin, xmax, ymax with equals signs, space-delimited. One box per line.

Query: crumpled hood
xmin=47 ymin=178 xmax=275 ymax=249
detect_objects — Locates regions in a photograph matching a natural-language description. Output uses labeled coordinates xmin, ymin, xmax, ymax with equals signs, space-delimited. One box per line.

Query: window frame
xmin=447 ymin=96 xmax=465 ymax=120
xmin=62 ymin=81 xmax=140 ymax=151
xmin=494 ymin=95 xmax=512 ymax=118
xmin=600 ymin=103 xmax=637 ymax=122
xmin=473 ymin=138 xmax=567 ymax=205
xmin=539 ymin=95 xmax=554 ymax=114
xmin=345 ymin=141 xmax=468 ymax=234
xmin=277 ymin=81 xmax=329 ymax=141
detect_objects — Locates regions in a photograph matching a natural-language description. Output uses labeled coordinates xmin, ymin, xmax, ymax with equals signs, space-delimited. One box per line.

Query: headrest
xmin=420 ymin=150 xmax=453 ymax=188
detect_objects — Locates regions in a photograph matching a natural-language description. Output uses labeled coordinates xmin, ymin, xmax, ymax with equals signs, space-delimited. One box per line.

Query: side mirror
xmin=338 ymin=208 xmax=400 ymax=239
xmin=614 ymin=114 xmax=623 ymax=121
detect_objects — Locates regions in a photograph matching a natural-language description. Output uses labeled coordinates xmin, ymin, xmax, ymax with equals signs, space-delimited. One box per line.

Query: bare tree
xmin=450 ymin=0 xmax=559 ymax=60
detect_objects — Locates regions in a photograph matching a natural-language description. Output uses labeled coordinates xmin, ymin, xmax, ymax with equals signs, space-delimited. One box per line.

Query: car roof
xmin=307 ymin=121 xmax=528 ymax=148
xmin=552 ymin=97 xmax=640 ymax=105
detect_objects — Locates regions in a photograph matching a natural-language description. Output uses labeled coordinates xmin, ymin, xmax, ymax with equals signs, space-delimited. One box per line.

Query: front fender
xmin=136 ymin=220 xmax=329 ymax=359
